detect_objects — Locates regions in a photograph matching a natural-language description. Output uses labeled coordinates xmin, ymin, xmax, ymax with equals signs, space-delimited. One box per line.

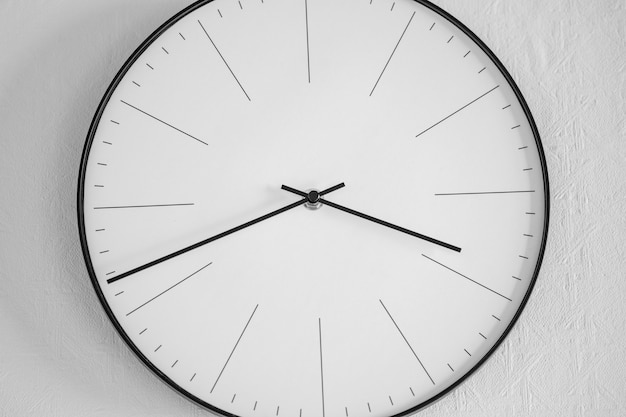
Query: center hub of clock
xmin=305 ymin=189 xmax=322 ymax=210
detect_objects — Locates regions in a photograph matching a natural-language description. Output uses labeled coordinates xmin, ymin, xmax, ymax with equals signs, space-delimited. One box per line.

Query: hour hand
xmin=281 ymin=184 xmax=462 ymax=253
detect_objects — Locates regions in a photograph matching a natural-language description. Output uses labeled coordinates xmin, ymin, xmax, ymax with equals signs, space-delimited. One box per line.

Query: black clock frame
xmin=77 ymin=0 xmax=550 ymax=416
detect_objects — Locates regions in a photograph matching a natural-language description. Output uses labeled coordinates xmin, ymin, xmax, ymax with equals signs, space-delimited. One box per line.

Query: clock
xmin=78 ymin=0 xmax=549 ymax=416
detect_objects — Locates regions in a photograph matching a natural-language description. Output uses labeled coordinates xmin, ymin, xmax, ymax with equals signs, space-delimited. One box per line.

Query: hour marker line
xmin=198 ymin=20 xmax=251 ymax=101
xmin=435 ymin=190 xmax=535 ymax=196
xmin=94 ymin=203 xmax=194 ymax=210
xmin=422 ymin=254 xmax=512 ymax=301
xmin=305 ymin=0 xmax=311 ymax=83
xmin=319 ymin=318 xmax=326 ymax=417
xmin=120 ymin=100 xmax=208 ymax=145
xmin=379 ymin=299 xmax=435 ymax=385
xmin=370 ymin=12 xmax=416 ymax=96
xmin=210 ymin=304 xmax=259 ymax=393
xmin=126 ymin=262 xmax=213 ymax=316
xmin=415 ymin=85 xmax=500 ymax=137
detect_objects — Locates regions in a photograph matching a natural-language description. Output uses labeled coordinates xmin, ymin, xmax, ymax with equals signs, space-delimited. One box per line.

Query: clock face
xmin=78 ymin=0 xmax=549 ymax=416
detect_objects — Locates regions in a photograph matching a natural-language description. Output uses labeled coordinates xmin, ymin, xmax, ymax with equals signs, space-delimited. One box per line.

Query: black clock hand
xmin=107 ymin=183 xmax=346 ymax=284
xmin=281 ymin=184 xmax=462 ymax=253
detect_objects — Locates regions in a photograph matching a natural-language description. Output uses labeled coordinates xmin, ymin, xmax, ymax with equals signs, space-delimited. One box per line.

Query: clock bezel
xmin=77 ymin=0 xmax=550 ymax=415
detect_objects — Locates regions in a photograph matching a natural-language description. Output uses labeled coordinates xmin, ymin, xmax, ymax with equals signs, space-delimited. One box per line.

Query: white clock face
xmin=79 ymin=0 xmax=548 ymax=416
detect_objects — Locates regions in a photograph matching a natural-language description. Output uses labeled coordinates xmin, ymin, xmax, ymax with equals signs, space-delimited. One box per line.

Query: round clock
xmin=78 ymin=0 xmax=549 ymax=416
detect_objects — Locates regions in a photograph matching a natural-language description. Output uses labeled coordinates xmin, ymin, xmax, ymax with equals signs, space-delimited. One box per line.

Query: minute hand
xmin=321 ymin=198 xmax=462 ymax=253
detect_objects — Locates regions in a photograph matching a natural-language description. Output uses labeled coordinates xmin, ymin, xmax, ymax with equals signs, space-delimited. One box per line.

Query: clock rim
xmin=76 ymin=0 xmax=550 ymax=415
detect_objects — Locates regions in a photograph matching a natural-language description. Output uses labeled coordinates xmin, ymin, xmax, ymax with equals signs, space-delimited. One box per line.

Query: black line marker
xmin=502 ymin=104 xmax=511 ymax=109
xmin=479 ymin=332 xmax=487 ymax=339
xmin=162 ymin=47 xmax=169 ymax=54
xmin=447 ymin=35 xmax=454 ymax=43
xmin=526 ymin=212 xmax=536 ymax=215
xmin=254 ymin=401 xmax=258 ymax=411
xmin=519 ymin=255 xmax=529 ymax=260
xmin=305 ymin=0 xmax=311 ymax=83
xmin=368 ymin=403 xmax=371 ymax=413
xmin=94 ymin=185 xmax=104 ymax=188
xmin=435 ymin=190 xmax=535 ymax=196
xmin=120 ymin=100 xmax=208 ymax=145
xmin=276 ymin=406 xmax=280 ymax=416
xmin=172 ymin=360 xmax=178 ymax=368
xmin=97 ymin=163 xmax=107 ymax=166
xmin=512 ymin=125 xmax=521 ymax=129
xmin=102 ymin=141 xmax=112 ymax=145
xmin=190 ymin=373 xmax=196 ymax=382
xmin=409 ymin=387 xmax=415 ymax=396
xmin=100 ymin=250 xmax=110 ymax=254
xmin=429 ymin=22 xmax=435 ymax=30
xmin=380 ymin=300 xmax=435 ymax=385
xmin=114 ymin=291 xmax=123 ymax=296
xmin=155 ymin=345 xmax=162 ymax=352
xmin=126 ymin=262 xmax=212 ymax=316
xmin=179 ymin=32 xmax=186 ymax=40
xmin=319 ymin=318 xmax=326 ymax=417
xmin=422 ymin=254 xmax=512 ymax=301
xmin=389 ymin=396 xmax=394 ymax=406
xmin=232 ymin=394 xmax=237 ymax=403
xmin=448 ymin=363 xmax=454 ymax=372
xmin=523 ymin=168 xmax=533 ymax=171
xmin=390 ymin=2 xmax=395 ymax=11
xmin=464 ymin=50 xmax=471 ymax=57
xmin=478 ymin=67 xmax=486 ymax=73
xmin=345 ymin=407 xmax=348 ymax=417
xmin=513 ymin=276 xmax=522 ymax=281
xmin=110 ymin=120 xmax=119 ymax=125
xmin=492 ymin=315 xmax=501 ymax=321
xmin=106 ymin=271 xmax=116 ymax=276
xmin=96 ymin=229 xmax=105 ymax=232
xmin=140 ymin=328 xmax=147 ymax=335
xmin=416 ymin=85 xmax=500 ymax=137
xmin=370 ymin=12 xmax=415 ymax=96
xmin=218 ymin=9 xmax=223 ymax=17
xmin=198 ymin=20 xmax=251 ymax=101
xmin=132 ymin=81 xmax=141 ymax=87
xmin=523 ymin=234 xmax=533 ymax=237
xmin=519 ymin=146 xmax=529 ymax=150
xmin=464 ymin=349 xmax=471 ymax=356
xmin=211 ymin=304 xmax=259 ymax=393
xmin=95 ymin=203 xmax=194 ymax=210
xmin=239 ymin=0 xmax=243 ymax=9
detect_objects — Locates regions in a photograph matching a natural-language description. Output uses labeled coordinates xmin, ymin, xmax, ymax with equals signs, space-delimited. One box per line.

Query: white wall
xmin=1 ymin=0 xmax=624 ymax=416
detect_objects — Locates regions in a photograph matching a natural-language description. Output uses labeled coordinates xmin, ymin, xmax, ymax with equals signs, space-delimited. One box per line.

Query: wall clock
xmin=78 ymin=0 xmax=549 ymax=415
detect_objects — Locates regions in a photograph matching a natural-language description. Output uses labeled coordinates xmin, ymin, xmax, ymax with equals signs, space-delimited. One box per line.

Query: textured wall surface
xmin=1 ymin=0 xmax=625 ymax=416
